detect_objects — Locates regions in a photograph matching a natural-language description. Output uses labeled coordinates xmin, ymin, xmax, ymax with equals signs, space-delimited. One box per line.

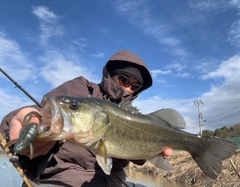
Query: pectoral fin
xmin=149 ymin=155 xmax=173 ymax=171
xmin=99 ymin=140 xmax=107 ymax=164
xmin=96 ymin=154 xmax=112 ymax=175
xmin=95 ymin=140 xmax=112 ymax=175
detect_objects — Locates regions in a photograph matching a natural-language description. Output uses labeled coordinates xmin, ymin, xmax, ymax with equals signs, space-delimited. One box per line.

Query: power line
xmin=203 ymin=76 xmax=240 ymax=102
xmin=195 ymin=76 xmax=240 ymax=128
xmin=205 ymin=110 xmax=240 ymax=125
xmin=204 ymin=106 xmax=240 ymax=120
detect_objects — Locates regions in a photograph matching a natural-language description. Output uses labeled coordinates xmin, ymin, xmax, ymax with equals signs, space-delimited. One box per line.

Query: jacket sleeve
xmin=44 ymin=76 xmax=94 ymax=97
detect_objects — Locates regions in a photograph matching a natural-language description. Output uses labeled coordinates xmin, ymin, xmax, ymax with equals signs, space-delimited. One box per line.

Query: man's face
xmin=112 ymin=74 xmax=142 ymax=95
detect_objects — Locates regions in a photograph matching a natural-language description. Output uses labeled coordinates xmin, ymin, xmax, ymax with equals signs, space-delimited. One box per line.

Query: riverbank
xmin=1 ymin=147 xmax=239 ymax=186
xmin=129 ymin=151 xmax=240 ymax=187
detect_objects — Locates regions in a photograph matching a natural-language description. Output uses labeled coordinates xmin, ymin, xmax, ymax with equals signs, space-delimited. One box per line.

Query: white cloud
xmin=32 ymin=6 xmax=65 ymax=45
xmin=134 ymin=96 xmax=199 ymax=133
xmin=160 ymin=37 xmax=179 ymax=47
xmin=92 ymin=52 xmax=104 ymax=58
xmin=0 ymin=89 xmax=33 ymax=120
xmin=228 ymin=0 xmax=240 ymax=8
xmin=153 ymin=62 xmax=191 ymax=78
xmin=202 ymin=55 xmax=240 ymax=81
xmin=176 ymin=72 xmax=192 ymax=78
xmin=135 ymin=80 xmax=240 ymax=134
xmin=39 ymin=50 xmax=99 ymax=88
xmin=155 ymin=79 xmax=166 ymax=84
xmin=228 ymin=20 xmax=240 ymax=47
xmin=114 ymin=0 xmax=188 ymax=58
xmin=155 ymin=79 xmax=175 ymax=88
xmin=0 ymin=33 xmax=27 ymax=66
xmin=71 ymin=38 xmax=87 ymax=52
xmin=151 ymin=69 xmax=172 ymax=78
xmin=195 ymin=60 xmax=217 ymax=74
xmin=0 ymin=33 xmax=37 ymax=82
xmin=151 ymin=63 xmax=190 ymax=80
xmin=189 ymin=0 xmax=230 ymax=12
xmin=197 ymin=56 xmax=240 ymax=131
xmin=166 ymin=62 xmax=187 ymax=71
xmin=32 ymin=6 xmax=58 ymax=22
xmin=115 ymin=0 xmax=143 ymax=12
xmin=135 ymin=54 xmax=240 ymax=134
xmin=172 ymin=0 xmax=232 ymax=26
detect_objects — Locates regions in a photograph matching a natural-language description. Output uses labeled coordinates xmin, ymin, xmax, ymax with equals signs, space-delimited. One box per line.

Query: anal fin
xmin=149 ymin=155 xmax=173 ymax=171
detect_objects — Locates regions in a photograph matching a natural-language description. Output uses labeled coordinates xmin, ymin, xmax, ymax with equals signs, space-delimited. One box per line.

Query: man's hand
xmin=10 ymin=107 xmax=56 ymax=158
xmin=162 ymin=148 xmax=173 ymax=157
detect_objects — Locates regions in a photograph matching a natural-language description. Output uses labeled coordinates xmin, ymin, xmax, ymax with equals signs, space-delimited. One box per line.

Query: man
xmin=0 ymin=50 xmax=172 ymax=186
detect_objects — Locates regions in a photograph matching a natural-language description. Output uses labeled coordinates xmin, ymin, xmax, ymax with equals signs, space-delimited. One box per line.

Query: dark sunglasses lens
xmin=118 ymin=75 xmax=130 ymax=86
xmin=131 ymin=84 xmax=142 ymax=91
xmin=118 ymin=74 xmax=142 ymax=91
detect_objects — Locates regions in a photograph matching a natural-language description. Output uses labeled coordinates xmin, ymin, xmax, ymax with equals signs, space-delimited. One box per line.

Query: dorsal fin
xmin=118 ymin=99 xmax=140 ymax=114
xmin=148 ymin=109 xmax=186 ymax=129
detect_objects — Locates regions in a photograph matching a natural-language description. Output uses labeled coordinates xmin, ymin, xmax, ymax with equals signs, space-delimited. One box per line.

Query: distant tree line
xmin=202 ymin=123 xmax=240 ymax=138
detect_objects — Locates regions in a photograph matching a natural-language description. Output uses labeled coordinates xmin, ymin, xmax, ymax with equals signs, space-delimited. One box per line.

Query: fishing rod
xmin=0 ymin=67 xmax=36 ymax=187
xmin=0 ymin=67 xmax=41 ymax=107
xmin=0 ymin=67 xmax=133 ymax=187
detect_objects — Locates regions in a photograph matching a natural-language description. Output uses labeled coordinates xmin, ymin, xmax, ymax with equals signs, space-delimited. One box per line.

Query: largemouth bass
xmin=33 ymin=96 xmax=239 ymax=179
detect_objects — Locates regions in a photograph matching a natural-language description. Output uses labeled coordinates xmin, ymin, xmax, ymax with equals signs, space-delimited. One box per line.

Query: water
xmin=125 ymin=168 xmax=186 ymax=187
xmin=0 ymin=154 xmax=186 ymax=187
xmin=0 ymin=155 xmax=22 ymax=187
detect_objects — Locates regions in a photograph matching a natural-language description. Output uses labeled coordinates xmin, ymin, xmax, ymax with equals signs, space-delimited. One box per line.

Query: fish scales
xmin=87 ymin=100 xmax=200 ymax=159
xmin=39 ymin=95 xmax=237 ymax=179
xmin=6 ymin=95 xmax=238 ymax=180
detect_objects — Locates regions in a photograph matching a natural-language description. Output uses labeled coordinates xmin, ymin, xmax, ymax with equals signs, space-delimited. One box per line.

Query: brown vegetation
xmin=129 ymin=151 xmax=240 ymax=187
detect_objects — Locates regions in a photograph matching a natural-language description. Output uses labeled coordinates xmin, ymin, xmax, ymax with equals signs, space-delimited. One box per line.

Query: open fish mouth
xmin=41 ymin=96 xmax=64 ymax=134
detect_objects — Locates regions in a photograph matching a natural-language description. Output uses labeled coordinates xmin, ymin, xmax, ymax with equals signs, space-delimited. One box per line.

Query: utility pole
xmin=194 ymin=98 xmax=204 ymax=135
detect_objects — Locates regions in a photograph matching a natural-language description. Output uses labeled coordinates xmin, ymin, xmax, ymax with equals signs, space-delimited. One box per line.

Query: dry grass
xmin=129 ymin=151 xmax=240 ymax=187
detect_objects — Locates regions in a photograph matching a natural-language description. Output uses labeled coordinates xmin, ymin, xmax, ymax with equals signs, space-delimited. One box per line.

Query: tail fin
xmin=190 ymin=136 xmax=237 ymax=179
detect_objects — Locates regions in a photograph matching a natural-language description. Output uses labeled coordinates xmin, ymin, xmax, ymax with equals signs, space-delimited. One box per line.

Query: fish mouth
xmin=41 ymin=96 xmax=64 ymax=134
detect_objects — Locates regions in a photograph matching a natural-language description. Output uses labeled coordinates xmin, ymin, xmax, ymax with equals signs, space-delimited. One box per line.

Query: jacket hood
xmin=100 ymin=50 xmax=152 ymax=102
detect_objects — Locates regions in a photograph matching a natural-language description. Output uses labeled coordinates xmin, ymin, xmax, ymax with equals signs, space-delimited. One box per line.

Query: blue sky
xmin=0 ymin=0 xmax=240 ymax=134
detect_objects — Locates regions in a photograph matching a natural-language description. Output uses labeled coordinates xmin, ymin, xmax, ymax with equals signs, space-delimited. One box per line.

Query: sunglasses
xmin=118 ymin=74 xmax=142 ymax=92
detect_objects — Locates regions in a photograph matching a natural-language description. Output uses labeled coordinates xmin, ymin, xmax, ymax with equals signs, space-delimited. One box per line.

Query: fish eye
xmin=69 ymin=100 xmax=79 ymax=110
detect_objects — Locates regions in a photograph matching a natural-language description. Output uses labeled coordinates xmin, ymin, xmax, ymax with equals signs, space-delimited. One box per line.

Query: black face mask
xmin=121 ymin=89 xmax=131 ymax=99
